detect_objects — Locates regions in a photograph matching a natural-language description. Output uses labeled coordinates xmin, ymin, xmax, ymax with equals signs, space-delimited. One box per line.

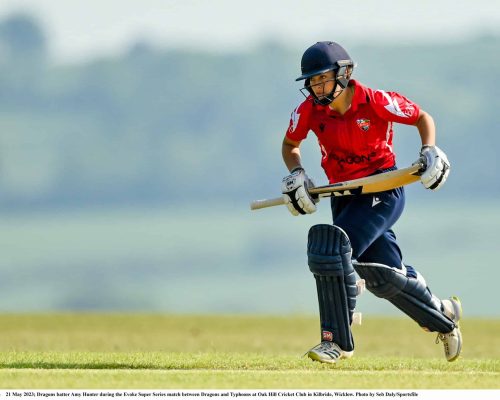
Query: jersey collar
xmin=348 ymin=80 xmax=369 ymax=113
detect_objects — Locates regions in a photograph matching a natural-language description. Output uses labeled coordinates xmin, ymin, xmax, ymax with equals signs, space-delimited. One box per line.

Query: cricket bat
xmin=250 ymin=161 xmax=425 ymax=211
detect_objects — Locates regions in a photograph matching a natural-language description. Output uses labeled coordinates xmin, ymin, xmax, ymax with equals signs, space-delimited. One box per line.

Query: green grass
xmin=0 ymin=314 xmax=498 ymax=389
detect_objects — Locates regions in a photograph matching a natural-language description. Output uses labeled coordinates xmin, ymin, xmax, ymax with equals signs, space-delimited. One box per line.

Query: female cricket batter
xmin=281 ymin=41 xmax=462 ymax=363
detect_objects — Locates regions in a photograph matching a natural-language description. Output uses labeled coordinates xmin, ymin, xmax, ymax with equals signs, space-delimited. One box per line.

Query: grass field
xmin=0 ymin=314 xmax=498 ymax=389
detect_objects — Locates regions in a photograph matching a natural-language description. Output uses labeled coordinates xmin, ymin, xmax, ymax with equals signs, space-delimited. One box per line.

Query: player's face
xmin=309 ymin=70 xmax=336 ymax=99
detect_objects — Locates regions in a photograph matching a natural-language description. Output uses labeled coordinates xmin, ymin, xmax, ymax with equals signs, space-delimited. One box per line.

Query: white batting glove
xmin=281 ymin=167 xmax=318 ymax=216
xmin=419 ymin=145 xmax=450 ymax=191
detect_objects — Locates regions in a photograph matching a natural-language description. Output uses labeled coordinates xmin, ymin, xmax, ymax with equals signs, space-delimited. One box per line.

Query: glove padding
xmin=419 ymin=145 xmax=450 ymax=191
xmin=281 ymin=167 xmax=318 ymax=216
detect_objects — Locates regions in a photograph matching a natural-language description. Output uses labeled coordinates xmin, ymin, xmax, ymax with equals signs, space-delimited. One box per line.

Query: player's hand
xmin=281 ymin=167 xmax=318 ymax=216
xmin=419 ymin=145 xmax=450 ymax=191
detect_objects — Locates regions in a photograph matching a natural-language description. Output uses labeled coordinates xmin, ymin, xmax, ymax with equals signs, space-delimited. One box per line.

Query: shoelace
xmin=436 ymin=333 xmax=451 ymax=355
xmin=435 ymin=333 xmax=445 ymax=344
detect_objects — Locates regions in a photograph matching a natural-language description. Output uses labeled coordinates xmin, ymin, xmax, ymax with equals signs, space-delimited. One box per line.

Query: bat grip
xmin=250 ymin=196 xmax=285 ymax=210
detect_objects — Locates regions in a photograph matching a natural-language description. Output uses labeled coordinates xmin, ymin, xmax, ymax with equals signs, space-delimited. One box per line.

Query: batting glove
xmin=419 ymin=145 xmax=450 ymax=191
xmin=281 ymin=167 xmax=318 ymax=216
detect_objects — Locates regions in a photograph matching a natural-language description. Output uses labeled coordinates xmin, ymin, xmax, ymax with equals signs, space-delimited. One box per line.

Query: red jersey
xmin=285 ymin=80 xmax=420 ymax=183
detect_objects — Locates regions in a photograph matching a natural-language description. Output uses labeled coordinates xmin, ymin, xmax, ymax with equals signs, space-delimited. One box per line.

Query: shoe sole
xmin=307 ymin=351 xmax=338 ymax=364
xmin=307 ymin=350 xmax=354 ymax=364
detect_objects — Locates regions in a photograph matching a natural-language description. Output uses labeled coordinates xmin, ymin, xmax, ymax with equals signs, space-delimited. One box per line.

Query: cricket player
xmin=281 ymin=41 xmax=462 ymax=363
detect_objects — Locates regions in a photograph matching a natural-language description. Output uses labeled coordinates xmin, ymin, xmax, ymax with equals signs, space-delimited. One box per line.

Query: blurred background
xmin=0 ymin=0 xmax=498 ymax=316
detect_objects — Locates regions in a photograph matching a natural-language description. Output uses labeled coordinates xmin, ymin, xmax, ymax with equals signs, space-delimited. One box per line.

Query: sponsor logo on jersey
xmin=290 ymin=106 xmax=300 ymax=132
xmin=330 ymin=151 xmax=377 ymax=166
xmin=356 ymin=118 xmax=371 ymax=131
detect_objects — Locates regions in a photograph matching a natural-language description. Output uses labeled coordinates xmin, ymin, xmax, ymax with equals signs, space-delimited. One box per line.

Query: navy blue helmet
xmin=297 ymin=41 xmax=355 ymax=105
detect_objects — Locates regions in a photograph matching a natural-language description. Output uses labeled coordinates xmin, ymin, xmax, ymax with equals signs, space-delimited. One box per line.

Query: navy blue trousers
xmin=330 ymin=185 xmax=413 ymax=275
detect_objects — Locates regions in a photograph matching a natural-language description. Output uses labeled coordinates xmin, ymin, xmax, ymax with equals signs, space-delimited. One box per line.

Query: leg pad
xmin=308 ymin=224 xmax=357 ymax=351
xmin=354 ymin=262 xmax=455 ymax=333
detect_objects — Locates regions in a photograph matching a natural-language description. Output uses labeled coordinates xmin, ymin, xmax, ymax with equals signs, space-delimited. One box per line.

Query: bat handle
xmin=415 ymin=156 xmax=427 ymax=174
xmin=250 ymin=196 xmax=285 ymax=210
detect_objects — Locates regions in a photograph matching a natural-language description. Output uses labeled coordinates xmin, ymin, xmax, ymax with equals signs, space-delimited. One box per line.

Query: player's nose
xmin=315 ymin=84 xmax=324 ymax=95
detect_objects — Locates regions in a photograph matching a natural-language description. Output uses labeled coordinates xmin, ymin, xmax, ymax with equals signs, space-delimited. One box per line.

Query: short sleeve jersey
xmin=285 ymin=80 xmax=420 ymax=183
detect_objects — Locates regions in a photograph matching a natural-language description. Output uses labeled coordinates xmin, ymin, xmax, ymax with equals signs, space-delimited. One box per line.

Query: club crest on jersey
xmin=356 ymin=118 xmax=370 ymax=132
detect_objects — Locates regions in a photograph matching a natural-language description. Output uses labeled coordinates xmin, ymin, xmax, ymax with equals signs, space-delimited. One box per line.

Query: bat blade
xmin=310 ymin=163 xmax=423 ymax=196
xmin=250 ymin=162 xmax=424 ymax=211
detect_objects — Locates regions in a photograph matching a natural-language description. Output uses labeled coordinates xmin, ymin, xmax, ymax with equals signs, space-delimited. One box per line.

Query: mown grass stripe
xmin=0 ymin=314 xmax=498 ymax=388
xmin=6 ymin=368 xmax=497 ymax=376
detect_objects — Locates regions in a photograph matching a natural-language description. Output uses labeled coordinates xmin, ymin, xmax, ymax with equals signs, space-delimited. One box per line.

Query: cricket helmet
xmin=296 ymin=41 xmax=355 ymax=105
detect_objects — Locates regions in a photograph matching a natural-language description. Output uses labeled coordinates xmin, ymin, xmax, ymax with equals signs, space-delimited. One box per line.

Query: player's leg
xmin=331 ymin=187 xmax=405 ymax=260
xmin=332 ymin=189 xmax=462 ymax=361
xmin=356 ymin=232 xmax=463 ymax=361
xmin=306 ymin=224 xmax=358 ymax=363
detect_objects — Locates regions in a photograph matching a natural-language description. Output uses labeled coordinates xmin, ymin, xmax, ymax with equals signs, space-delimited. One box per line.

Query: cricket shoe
xmin=436 ymin=296 xmax=463 ymax=362
xmin=306 ymin=341 xmax=353 ymax=364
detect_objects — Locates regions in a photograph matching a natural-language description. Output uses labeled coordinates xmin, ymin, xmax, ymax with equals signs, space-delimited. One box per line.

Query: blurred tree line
xmin=0 ymin=13 xmax=498 ymax=210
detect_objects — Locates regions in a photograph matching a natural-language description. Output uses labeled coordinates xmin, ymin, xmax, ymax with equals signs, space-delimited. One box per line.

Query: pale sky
xmin=0 ymin=0 xmax=498 ymax=64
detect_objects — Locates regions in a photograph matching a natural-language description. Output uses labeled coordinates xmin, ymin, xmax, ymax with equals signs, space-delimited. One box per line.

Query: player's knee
xmin=307 ymin=224 xmax=353 ymax=276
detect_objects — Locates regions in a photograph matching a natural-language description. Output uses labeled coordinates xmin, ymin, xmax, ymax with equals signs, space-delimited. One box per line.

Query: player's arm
xmin=413 ymin=109 xmax=450 ymax=191
xmin=282 ymin=136 xmax=303 ymax=172
xmin=414 ymin=109 xmax=436 ymax=146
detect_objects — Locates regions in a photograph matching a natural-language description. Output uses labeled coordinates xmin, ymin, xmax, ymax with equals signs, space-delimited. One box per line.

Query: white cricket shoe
xmin=306 ymin=341 xmax=353 ymax=364
xmin=436 ymin=296 xmax=463 ymax=362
